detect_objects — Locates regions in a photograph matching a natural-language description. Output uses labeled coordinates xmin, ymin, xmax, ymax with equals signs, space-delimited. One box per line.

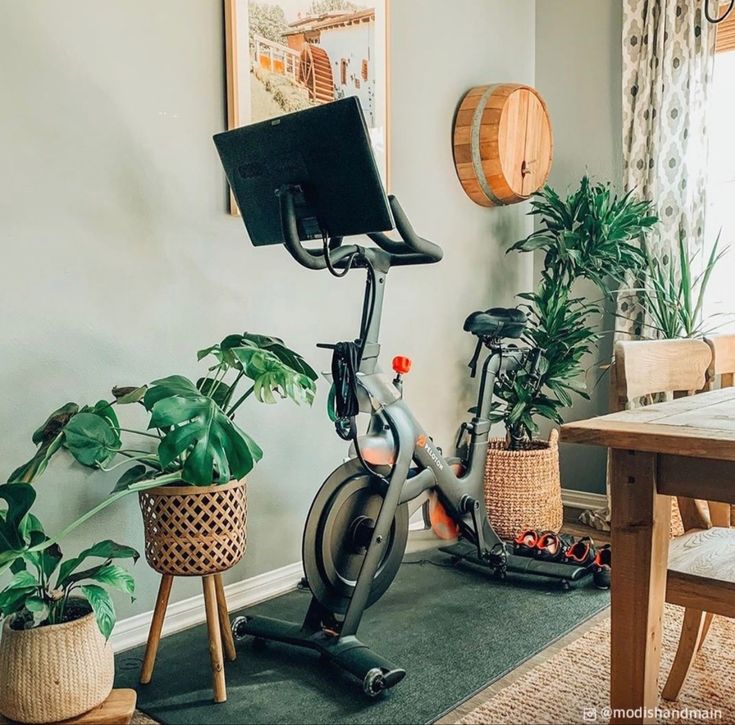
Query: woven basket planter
xmin=484 ymin=429 xmax=562 ymax=540
xmin=0 ymin=611 xmax=113 ymax=724
xmin=138 ymin=479 xmax=247 ymax=577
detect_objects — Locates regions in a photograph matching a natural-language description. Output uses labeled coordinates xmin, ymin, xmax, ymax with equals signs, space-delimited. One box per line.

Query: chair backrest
xmin=612 ymin=338 xmax=720 ymax=534
xmin=612 ymin=339 xmax=712 ymax=410
xmin=704 ymin=334 xmax=735 ymax=390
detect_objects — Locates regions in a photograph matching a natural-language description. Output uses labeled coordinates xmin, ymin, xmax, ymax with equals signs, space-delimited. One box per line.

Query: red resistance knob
xmin=392 ymin=356 xmax=412 ymax=375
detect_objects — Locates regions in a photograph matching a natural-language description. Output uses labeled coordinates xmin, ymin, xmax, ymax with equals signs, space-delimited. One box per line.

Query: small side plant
xmin=492 ymin=177 xmax=657 ymax=448
xmin=0 ymin=483 xmax=137 ymax=637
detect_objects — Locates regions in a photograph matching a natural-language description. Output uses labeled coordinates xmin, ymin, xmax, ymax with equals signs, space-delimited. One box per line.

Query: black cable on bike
xmin=322 ymin=231 xmax=358 ymax=278
xmin=322 ymin=239 xmax=392 ymax=487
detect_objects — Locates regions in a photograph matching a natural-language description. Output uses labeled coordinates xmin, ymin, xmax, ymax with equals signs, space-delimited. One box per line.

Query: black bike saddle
xmin=463 ymin=307 xmax=527 ymax=340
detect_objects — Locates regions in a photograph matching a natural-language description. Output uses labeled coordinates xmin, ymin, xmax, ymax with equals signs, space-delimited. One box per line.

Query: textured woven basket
xmin=138 ymin=479 xmax=247 ymax=576
xmin=0 ymin=610 xmax=113 ymax=724
xmin=484 ymin=429 xmax=562 ymax=539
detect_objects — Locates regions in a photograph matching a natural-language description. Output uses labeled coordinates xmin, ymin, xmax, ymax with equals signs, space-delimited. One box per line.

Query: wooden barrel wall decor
xmin=453 ymin=84 xmax=553 ymax=207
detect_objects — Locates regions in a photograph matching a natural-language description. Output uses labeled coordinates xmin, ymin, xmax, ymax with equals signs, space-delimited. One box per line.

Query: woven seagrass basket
xmin=484 ymin=428 xmax=562 ymax=540
xmin=0 ymin=611 xmax=113 ymax=724
xmin=138 ymin=479 xmax=247 ymax=577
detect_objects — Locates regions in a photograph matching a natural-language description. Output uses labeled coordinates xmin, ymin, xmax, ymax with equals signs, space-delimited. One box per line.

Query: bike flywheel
xmin=303 ymin=459 xmax=408 ymax=614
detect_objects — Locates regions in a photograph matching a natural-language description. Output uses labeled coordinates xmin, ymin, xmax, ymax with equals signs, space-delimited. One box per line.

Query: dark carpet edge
xmin=428 ymin=603 xmax=611 ymax=724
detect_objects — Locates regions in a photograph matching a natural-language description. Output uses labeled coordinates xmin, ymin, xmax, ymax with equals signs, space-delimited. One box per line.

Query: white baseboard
xmin=110 ymin=561 xmax=303 ymax=653
xmin=561 ymin=488 xmax=607 ymax=511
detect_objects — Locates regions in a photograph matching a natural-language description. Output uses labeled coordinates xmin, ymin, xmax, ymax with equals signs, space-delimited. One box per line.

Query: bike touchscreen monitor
xmin=213 ymin=97 xmax=393 ymax=247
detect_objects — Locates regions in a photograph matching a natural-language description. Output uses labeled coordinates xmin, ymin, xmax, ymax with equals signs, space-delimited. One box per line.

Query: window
xmin=703 ymin=16 xmax=735 ymax=329
xmin=361 ymin=59 xmax=369 ymax=81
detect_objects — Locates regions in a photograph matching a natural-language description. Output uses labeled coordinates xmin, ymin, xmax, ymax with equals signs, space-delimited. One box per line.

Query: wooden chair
xmin=704 ymin=334 xmax=735 ymax=390
xmin=704 ymin=334 xmax=735 ymax=531
xmin=612 ymin=338 xmax=735 ymax=700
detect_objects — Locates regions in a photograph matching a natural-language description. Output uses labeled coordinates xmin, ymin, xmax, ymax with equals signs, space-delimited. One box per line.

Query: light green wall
xmin=535 ymin=0 xmax=623 ymax=495
xmin=0 ymin=0 xmax=535 ymax=620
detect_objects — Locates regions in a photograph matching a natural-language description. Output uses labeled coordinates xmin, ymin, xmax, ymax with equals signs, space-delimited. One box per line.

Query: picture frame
xmin=223 ymin=0 xmax=390 ymax=215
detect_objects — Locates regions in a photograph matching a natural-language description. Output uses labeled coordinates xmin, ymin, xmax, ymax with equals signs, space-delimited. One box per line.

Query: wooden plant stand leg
xmin=214 ymin=573 xmax=237 ymax=662
xmin=140 ymin=574 xmax=174 ymax=685
xmin=203 ymin=574 xmax=227 ymax=703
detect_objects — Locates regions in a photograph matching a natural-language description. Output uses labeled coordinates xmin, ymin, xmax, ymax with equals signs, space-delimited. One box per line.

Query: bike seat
xmin=463 ymin=307 xmax=527 ymax=340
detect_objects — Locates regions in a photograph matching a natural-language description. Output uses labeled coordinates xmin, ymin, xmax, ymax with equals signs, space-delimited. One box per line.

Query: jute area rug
xmin=454 ymin=604 xmax=732 ymax=725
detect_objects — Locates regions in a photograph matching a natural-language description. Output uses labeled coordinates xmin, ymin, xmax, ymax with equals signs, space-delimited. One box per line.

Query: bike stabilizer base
xmin=232 ymin=612 xmax=406 ymax=697
xmin=439 ymin=540 xmax=592 ymax=590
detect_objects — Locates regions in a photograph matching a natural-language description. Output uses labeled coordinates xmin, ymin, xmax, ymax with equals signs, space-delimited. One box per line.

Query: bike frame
xmin=233 ymin=191 xmax=589 ymax=696
xmin=334 ymin=247 xmax=514 ymax=636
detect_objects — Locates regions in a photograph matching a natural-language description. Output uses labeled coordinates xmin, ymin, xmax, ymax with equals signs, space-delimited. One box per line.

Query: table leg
xmin=610 ymin=449 xmax=670 ymax=724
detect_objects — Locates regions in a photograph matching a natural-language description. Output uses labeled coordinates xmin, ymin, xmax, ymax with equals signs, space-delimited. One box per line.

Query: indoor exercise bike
xmin=213 ymin=97 xmax=590 ymax=699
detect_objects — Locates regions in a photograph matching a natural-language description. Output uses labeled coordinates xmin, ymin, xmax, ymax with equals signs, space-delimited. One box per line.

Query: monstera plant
xmin=9 ymin=332 xmax=317 ymax=492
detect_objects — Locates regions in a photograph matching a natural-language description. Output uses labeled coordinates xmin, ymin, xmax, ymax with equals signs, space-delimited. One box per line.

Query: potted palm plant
xmin=9 ymin=332 xmax=317 ymax=577
xmin=485 ymin=177 xmax=657 ymax=537
xmin=0 ymin=483 xmax=138 ymax=723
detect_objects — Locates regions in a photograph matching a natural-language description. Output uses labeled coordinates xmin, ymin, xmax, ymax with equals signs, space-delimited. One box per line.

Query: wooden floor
xmin=438 ymin=507 xmax=609 ymax=723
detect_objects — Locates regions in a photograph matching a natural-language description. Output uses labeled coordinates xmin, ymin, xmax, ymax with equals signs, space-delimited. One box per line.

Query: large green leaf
xmin=0 ymin=484 xmax=36 ymax=553
xmin=0 ymin=571 xmax=38 ymax=617
xmin=56 ymin=540 xmax=139 ymax=587
xmin=8 ymin=433 xmax=65 ymax=483
xmin=62 ymin=412 xmax=121 ymax=467
xmin=199 ymin=333 xmax=318 ymax=381
xmin=20 ymin=513 xmax=62 ymax=580
xmin=9 ymin=402 xmax=81 ymax=483
xmin=85 ymin=563 xmax=135 ymax=599
xmin=32 ymin=403 xmax=80 ymax=445
xmin=196 ymin=377 xmax=232 ymax=408
xmin=80 ymin=584 xmax=115 ymax=640
xmin=150 ymin=390 xmax=263 ymax=484
xmin=143 ymin=375 xmax=200 ymax=411
xmin=231 ymin=347 xmax=316 ymax=405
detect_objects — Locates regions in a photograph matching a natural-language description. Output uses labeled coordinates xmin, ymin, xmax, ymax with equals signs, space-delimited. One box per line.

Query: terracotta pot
xmin=138 ymin=479 xmax=247 ymax=576
xmin=0 ymin=611 xmax=113 ymax=724
xmin=484 ymin=429 xmax=562 ymax=539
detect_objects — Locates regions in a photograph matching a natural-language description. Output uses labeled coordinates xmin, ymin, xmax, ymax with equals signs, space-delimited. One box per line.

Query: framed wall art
xmin=224 ymin=0 xmax=390 ymax=214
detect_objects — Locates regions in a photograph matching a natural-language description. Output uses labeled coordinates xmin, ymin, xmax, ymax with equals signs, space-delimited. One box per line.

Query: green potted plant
xmin=484 ymin=177 xmax=657 ymax=537
xmin=9 ymin=332 xmax=317 ymax=577
xmin=0 ymin=483 xmax=138 ymax=723
xmin=620 ymin=232 xmax=729 ymax=339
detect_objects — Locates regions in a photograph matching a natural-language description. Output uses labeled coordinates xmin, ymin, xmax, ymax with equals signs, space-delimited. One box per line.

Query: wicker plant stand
xmin=137 ymin=479 xmax=247 ymax=704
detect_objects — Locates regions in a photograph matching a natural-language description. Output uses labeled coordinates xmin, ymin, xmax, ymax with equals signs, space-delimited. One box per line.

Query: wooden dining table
xmin=561 ymin=386 xmax=735 ymax=725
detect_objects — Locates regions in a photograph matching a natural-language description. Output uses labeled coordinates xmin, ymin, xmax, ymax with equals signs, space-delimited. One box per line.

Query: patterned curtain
xmin=580 ymin=0 xmax=716 ymax=532
xmin=616 ymin=0 xmax=716 ymax=339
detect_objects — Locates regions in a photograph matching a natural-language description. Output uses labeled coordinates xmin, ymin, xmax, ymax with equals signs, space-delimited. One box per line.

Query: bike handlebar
xmin=277 ymin=185 xmax=443 ymax=271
